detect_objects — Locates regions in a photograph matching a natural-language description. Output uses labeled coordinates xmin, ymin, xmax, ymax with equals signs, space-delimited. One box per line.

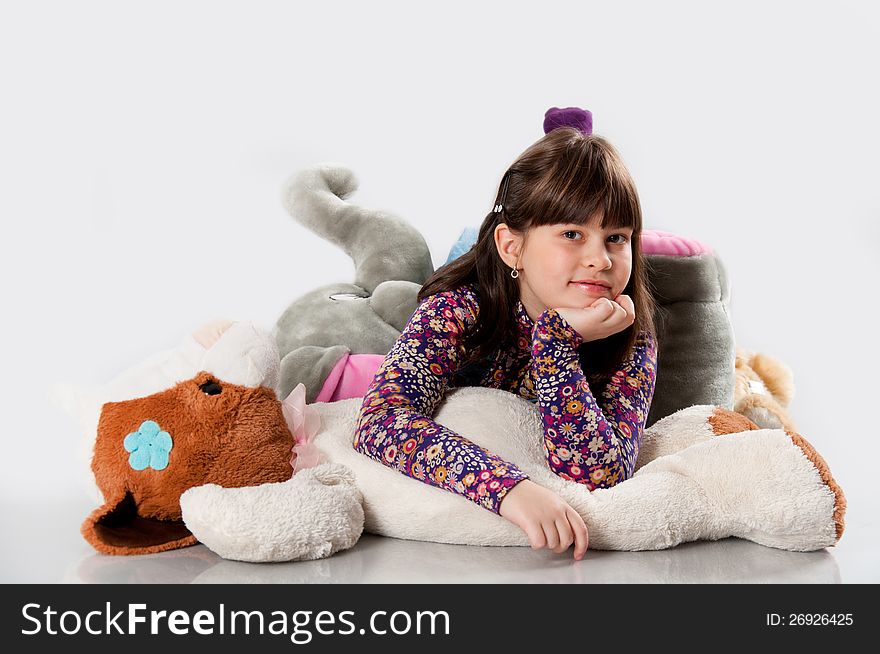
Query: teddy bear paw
xmin=180 ymin=463 xmax=364 ymax=562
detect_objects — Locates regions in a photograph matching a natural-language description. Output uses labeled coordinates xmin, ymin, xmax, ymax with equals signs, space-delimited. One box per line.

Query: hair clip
xmin=493 ymin=171 xmax=512 ymax=213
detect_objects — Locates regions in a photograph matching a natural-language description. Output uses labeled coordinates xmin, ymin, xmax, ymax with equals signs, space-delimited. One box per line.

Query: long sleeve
xmin=530 ymin=309 xmax=658 ymax=488
xmin=353 ymin=288 xmax=530 ymax=514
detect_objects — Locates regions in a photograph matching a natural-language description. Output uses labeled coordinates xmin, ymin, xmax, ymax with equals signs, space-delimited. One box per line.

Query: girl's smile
xmin=570 ymin=281 xmax=612 ymax=295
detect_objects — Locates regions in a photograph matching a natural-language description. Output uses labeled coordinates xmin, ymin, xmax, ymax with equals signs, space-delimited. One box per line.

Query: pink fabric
xmin=641 ymin=229 xmax=712 ymax=256
xmin=281 ymin=383 xmax=323 ymax=473
xmin=315 ymin=352 xmax=386 ymax=403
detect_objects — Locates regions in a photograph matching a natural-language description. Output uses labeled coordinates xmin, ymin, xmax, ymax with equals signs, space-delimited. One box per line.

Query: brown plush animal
xmin=734 ymin=348 xmax=797 ymax=432
xmin=81 ymin=355 xmax=295 ymax=555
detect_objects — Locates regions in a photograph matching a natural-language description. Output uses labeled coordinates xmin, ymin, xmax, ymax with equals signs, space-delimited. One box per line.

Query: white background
xmin=1 ymin=1 xmax=877 ymax=578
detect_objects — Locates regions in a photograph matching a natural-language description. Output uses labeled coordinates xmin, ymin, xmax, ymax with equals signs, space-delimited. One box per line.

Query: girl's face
xmin=495 ymin=214 xmax=633 ymax=321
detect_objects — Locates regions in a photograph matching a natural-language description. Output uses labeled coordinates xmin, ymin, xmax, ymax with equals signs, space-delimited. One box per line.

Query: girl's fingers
xmin=554 ymin=518 xmax=574 ymax=553
xmin=567 ymin=507 xmax=589 ymax=560
xmin=602 ymin=300 xmax=625 ymax=326
xmin=526 ymin=524 xmax=546 ymax=550
xmin=615 ymin=294 xmax=636 ymax=320
xmin=591 ymin=298 xmax=616 ymax=319
xmin=606 ymin=296 xmax=633 ymax=328
xmin=542 ymin=523 xmax=560 ymax=551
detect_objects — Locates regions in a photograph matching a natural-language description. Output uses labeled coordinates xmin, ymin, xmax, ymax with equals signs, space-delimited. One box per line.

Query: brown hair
xmin=418 ymin=127 xmax=656 ymax=379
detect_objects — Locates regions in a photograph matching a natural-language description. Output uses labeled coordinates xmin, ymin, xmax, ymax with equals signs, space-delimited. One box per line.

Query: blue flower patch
xmin=123 ymin=420 xmax=173 ymax=471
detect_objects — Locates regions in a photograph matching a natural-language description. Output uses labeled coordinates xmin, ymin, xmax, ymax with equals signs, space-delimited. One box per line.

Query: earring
xmin=510 ymin=267 xmax=519 ymax=279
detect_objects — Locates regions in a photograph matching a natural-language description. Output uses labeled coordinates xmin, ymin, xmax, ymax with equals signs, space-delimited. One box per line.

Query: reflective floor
xmin=2 ymin=496 xmax=877 ymax=584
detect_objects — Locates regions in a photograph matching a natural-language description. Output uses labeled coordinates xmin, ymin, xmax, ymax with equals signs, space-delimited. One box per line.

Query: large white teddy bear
xmin=59 ymin=320 xmax=845 ymax=563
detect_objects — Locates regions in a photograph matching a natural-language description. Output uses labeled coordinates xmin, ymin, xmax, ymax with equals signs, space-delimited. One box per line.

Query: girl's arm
xmin=530 ymin=309 xmax=658 ymax=487
xmin=353 ymin=288 xmax=530 ymax=514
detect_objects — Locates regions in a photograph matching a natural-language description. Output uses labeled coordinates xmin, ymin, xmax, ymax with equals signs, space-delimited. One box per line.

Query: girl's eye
xmin=563 ymin=230 xmax=629 ymax=243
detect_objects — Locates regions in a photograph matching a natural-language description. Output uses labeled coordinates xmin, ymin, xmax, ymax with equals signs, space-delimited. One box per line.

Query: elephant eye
xmin=199 ymin=380 xmax=223 ymax=396
xmin=329 ymin=292 xmax=366 ymax=302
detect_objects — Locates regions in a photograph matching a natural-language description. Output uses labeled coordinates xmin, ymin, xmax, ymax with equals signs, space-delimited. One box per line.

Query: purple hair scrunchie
xmin=543 ymin=106 xmax=593 ymax=135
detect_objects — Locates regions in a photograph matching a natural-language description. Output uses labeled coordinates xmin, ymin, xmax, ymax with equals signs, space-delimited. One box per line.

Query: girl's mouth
xmin=570 ymin=282 xmax=610 ymax=294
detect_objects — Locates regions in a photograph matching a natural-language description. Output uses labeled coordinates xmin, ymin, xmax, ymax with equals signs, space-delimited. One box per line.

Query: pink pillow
xmin=641 ymin=229 xmax=712 ymax=256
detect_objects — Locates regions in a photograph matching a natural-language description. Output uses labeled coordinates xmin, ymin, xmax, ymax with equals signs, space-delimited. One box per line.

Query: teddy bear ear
xmin=200 ymin=321 xmax=280 ymax=393
xmin=81 ymin=490 xmax=197 ymax=555
xmin=734 ymin=347 xmax=753 ymax=368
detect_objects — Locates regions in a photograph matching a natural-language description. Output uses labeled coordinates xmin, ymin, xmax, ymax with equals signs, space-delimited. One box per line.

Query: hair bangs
xmin=520 ymin=140 xmax=642 ymax=234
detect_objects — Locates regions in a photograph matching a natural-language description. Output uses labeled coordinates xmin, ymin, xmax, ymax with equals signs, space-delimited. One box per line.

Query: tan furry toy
xmin=734 ymin=348 xmax=797 ymax=432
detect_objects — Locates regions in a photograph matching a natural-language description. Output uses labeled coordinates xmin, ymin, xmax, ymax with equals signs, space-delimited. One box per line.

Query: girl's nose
xmin=582 ymin=245 xmax=612 ymax=269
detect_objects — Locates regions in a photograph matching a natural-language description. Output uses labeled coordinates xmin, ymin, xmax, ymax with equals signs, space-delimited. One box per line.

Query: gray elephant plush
xmin=274 ymin=163 xmax=735 ymax=427
xmin=275 ymin=164 xmax=432 ymax=404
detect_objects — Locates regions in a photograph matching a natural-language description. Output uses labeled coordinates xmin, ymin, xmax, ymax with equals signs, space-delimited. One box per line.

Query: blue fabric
xmin=444 ymin=227 xmax=479 ymax=265
xmin=124 ymin=420 xmax=173 ymax=471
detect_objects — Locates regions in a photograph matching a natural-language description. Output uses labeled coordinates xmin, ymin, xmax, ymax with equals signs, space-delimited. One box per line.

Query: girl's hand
xmin=499 ymin=479 xmax=589 ymax=560
xmin=554 ymin=294 xmax=635 ymax=343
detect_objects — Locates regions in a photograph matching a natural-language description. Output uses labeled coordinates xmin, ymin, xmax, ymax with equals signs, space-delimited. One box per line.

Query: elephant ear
xmin=81 ymin=490 xmax=197 ymax=555
xmin=370 ymin=280 xmax=422 ymax=332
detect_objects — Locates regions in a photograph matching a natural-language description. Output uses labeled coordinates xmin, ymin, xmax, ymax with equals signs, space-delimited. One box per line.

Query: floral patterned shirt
xmin=353 ymin=283 xmax=658 ymax=515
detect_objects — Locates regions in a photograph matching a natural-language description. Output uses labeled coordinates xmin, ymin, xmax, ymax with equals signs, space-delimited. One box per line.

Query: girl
xmin=353 ymin=108 xmax=658 ymax=561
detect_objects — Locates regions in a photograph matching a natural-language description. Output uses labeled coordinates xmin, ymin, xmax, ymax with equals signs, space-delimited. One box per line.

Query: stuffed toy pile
xmin=57 ymin=161 xmax=846 ymax=562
